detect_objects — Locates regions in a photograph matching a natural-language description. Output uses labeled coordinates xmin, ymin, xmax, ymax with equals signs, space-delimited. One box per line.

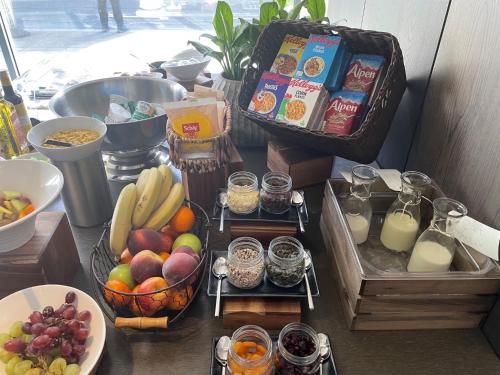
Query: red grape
xmin=44 ymin=317 xmax=55 ymax=326
xmin=45 ymin=326 xmax=61 ymax=338
xmin=60 ymin=340 xmax=72 ymax=356
xmin=4 ymin=338 xmax=26 ymax=353
xmin=68 ymin=319 xmax=81 ymax=333
xmin=42 ymin=306 xmax=54 ymax=318
xmin=62 ymin=306 xmax=76 ymax=320
xmin=31 ymin=323 xmax=46 ymax=336
xmin=32 ymin=335 xmax=51 ymax=350
xmin=72 ymin=344 xmax=85 ymax=355
xmin=66 ymin=354 xmax=80 ymax=364
xmin=78 ymin=310 xmax=91 ymax=322
xmin=22 ymin=322 xmax=32 ymax=334
xmin=74 ymin=328 xmax=89 ymax=341
xmin=29 ymin=311 xmax=43 ymax=324
xmin=65 ymin=291 xmax=76 ymax=304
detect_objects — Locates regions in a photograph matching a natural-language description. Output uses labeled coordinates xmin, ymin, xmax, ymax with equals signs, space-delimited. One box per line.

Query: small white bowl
xmin=161 ymin=49 xmax=210 ymax=82
xmin=0 ymin=285 xmax=106 ymax=374
xmin=0 ymin=159 xmax=64 ymax=252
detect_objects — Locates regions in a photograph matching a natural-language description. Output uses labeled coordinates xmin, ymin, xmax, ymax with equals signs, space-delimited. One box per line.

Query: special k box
xmin=323 ymin=91 xmax=368 ymax=135
xmin=276 ymin=78 xmax=329 ymax=129
xmin=342 ymin=54 xmax=385 ymax=96
xmin=248 ymin=71 xmax=291 ymax=120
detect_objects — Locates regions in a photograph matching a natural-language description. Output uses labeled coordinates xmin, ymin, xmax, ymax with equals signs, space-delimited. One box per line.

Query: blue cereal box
xmin=247 ymin=71 xmax=291 ymax=120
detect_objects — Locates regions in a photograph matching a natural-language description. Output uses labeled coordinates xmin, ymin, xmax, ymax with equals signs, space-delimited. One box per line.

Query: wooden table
xmin=64 ymin=149 xmax=499 ymax=375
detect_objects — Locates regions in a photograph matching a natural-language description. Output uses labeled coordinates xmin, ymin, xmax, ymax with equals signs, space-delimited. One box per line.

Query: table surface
xmin=62 ymin=150 xmax=500 ymax=375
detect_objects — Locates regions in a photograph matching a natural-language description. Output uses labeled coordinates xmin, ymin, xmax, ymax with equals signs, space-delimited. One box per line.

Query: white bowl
xmin=161 ymin=49 xmax=211 ymax=82
xmin=0 ymin=159 xmax=64 ymax=252
xmin=0 ymin=285 xmax=106 ymax=374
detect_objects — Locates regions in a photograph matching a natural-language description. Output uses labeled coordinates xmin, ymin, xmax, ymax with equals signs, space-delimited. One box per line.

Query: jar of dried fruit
xmin=227 ymin=171 xmax=260 ymax=214
xmin=275 ymin=322 xmax=321 ymax=374
xmin=228 ymin=325 xmax=273 ymax=375
xmin=260 ymin=171 xmax=292 ymax=214
xmin=227 ymin=237 xmax=265 ymax=289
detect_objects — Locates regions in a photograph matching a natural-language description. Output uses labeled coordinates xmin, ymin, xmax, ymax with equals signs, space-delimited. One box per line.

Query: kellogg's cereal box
xmin=248 ymin=71 xmax=291 ymax=120
xmin=270 ymin=34 xmax=308 ymax=77
xmin=295 ymin=34 xmax=344 ymax=85
xmin=276 ymin=78 xmax=329 ymax=129
xmin=323 ymin=91 xmax=368 ymax=135
xmin=342 ymin=54 xmax=384 ymax=96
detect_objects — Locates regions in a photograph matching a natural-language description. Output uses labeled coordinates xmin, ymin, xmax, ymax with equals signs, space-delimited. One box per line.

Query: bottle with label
xmin=0 ymin=70 xmax=31 ymax=144
xmin=407 ymin=198 xmax=467 ymax=272
xmin=340 ymin=165 xmax=379 ymax=244
xmin=0 ymin=90 xmax=25 ymax=158
xmin=380 ymin=171 xmax=431 ymax=252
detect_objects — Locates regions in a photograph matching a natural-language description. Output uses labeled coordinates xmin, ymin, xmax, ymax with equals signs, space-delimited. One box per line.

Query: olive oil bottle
xmin=0 ymin=89 xmax=27 ymax=158
xmin=0 ymin=70 xmax=31 ymax=142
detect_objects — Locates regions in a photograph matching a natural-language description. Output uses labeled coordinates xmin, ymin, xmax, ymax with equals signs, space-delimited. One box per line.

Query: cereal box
xmin=294 ymin=34 xmax=343 ymax=85
xmin=270 ymin=34 xmax=308 ymax=77
xmin=276 ymin=78 xmax=329 ymax=129
xmin=326 ymin=46 xmax=351 ymax=92
xmin=323 ymin=91 xmax=368 ymax=135
xmin=342 ymin=54 xmax=385 ymax=95
xmin=248 ymin=71 xmax=291 ymax=120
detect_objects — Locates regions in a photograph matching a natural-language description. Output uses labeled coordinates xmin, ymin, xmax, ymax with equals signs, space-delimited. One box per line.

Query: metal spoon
xmin=215 ymin=335 xmax=231 ymax=375
xmin=218 ymin=192 xmax=228 ymax=233
xmin=304 ymin=252 xmax=314 ymax=310
xmin=212 ymin=257 xmax=228 ymax=317
xmin=318 ymin=333 xmax=331 ymax=375
xmin=292 ymin=190 xmax=305 ymax=233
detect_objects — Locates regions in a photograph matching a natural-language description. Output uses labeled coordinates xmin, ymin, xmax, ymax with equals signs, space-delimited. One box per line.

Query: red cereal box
xmin=323 ymin=91 xmax=368 ymax=135
xmin=342 ymin=54 xmax=384 ymax=96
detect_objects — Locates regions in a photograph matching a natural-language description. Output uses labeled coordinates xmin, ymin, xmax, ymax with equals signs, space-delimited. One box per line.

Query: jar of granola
xmin=227 ymin=237 xmax=265 ymax=289
xmin=227 ymin=171 xmax=260 ymax=214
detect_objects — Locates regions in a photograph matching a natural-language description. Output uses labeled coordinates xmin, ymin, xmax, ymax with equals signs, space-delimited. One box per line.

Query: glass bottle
xmin=0 ymin=90 xmax=26 ymax=158
xmin=340 ymin=165 xmax=379 ymax=244
xmin=0 ymin=70 xmax=32 ymax=141
xmin=227 ymin=325 xmax=273 ymax=375
xmin=407 ymin=197 xmax=467 ymax=273
xmin=380 ymin=171 xmax=431 ymax=252
xmin=260 ymin=171 xmax=292 ymax=214
xmin=226 ymin=237 xmax=265 ymax=289
xmin=227 ymin=171 xmax=260 ymax=214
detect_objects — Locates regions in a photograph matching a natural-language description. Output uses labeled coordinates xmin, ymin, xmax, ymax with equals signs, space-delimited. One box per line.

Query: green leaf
xmin=278 ymin=9 xmax=288 ymax=19
xmin=289 ymin=0 xmax=305 ymax=20
xmin=304 ymin=0 xmax=326 ymax=21
xmin=213 ymin=1 xmax=234 ymax=43
xmin=259 ymin=2 xmax=279 ymax=26
xmin=275 ymin=0 xmax=287 ymax=11
xmin=232 ymin=21 xmax=249 ymax=47
xmin=199 ymin=33 xmax=224 ymax=49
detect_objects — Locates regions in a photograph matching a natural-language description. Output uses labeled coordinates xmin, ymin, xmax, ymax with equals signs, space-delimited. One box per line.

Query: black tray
xmin=207 ymin=250 xmax=320 ymax=298
xmin=210 ymin=336 xmax=338 ymax=375
xmin=212 ymin=189 xmax=309 ymax=224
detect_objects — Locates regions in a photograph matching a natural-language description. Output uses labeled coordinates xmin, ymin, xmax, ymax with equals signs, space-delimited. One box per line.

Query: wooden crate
xmin=320 ymin=179 xmax=500 ymax=330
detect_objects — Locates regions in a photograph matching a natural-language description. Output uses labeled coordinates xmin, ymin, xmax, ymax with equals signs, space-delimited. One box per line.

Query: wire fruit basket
xmin=91 ymin=200 xmax=210 ymax=330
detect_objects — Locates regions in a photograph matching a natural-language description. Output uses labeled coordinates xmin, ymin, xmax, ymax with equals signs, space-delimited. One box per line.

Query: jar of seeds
xmin=227 ymin=171 xmax=260 ymax=214
xmin=260 ymin=171 xmax=292 ymax=214
xmin=266 ymin=236 xmax=305 ymax=288
xmin=227 ymin=237 xmax=265 ymax=289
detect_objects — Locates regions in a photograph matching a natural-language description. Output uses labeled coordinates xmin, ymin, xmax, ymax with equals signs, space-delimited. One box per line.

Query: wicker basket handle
xmin=114 ymin=317 xmax=169 ymax=329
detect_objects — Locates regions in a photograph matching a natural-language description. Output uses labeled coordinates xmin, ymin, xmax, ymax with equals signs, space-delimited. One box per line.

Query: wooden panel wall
xmin=408 ymin=0 xmax=500 ymax=228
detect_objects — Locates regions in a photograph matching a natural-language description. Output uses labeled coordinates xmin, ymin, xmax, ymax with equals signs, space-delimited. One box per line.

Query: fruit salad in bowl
xmin=0 ymin=191 xmax=35 ymax=227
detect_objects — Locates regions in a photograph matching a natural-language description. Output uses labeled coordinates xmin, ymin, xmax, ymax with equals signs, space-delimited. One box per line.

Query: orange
xmin=104 ymin=279 xmax=131 ymax=307
xmin=169 ymin=206 xmax=195 ymax=233
xmin=120 ymin=249 xmax=133 ymax=264
xmin=158 ymin=251 xmax=170 ymax=262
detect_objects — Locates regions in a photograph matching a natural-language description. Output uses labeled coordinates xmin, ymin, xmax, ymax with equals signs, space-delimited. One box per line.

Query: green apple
xmin=172 ymin=233 xmax=202 ymax=255
xmin=108 ymin=264 xmax=136 ymax=290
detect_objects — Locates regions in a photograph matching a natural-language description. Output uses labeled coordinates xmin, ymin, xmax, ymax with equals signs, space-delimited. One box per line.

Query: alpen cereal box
xmin=248 ymin=71 xmax=291 ymax=120
xmin=295 ymin=34 xmax=343 ymax=84
xmin=270 ymin=34 xmax=308 ymax=77
xmin=342 ymin=54 xmax=385 ymax=95
xmin=323 ymin=91 xmax=368 ymax=135
xmin=276 ymin=78 xmax=328 ymax=129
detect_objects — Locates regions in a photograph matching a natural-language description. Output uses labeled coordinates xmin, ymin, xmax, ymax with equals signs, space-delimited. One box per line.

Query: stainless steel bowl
xmin=49 ymin=76 xmax=187 ymax=152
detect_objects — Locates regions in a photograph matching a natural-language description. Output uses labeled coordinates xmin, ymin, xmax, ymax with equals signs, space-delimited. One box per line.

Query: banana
xmin=155 ymin=164 xmax=173 ymax=209
xmin=132 ymin=167 xmax=163 ymax=228
xmin=135 ymin=168 xmax=150 ymax=197
xmin=143 ymin=182 xmax=185 ymax=231
xmin=110 ymin=183 xmax=137 ymax=257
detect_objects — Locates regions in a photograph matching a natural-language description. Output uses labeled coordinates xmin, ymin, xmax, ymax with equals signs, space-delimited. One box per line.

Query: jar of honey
xmin=228 ymin=325 xmax=273 ymax=375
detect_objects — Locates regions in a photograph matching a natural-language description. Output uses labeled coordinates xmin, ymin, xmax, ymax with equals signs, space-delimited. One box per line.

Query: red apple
xmin=130 ymin=250 xmax=163 ymax=283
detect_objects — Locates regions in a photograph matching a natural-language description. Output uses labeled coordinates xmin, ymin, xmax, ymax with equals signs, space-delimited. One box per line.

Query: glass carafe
xmin=407 ymin=198 xmax=467 ymax=272
xmin=340 ymin=165 xmax=379 ymax=244
xmin=380 ymin=171 xmax=431 ymax=252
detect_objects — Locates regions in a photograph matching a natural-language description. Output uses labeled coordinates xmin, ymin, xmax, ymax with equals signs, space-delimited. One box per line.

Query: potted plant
xmin=189 ymin=0 xmax=327 ymax=146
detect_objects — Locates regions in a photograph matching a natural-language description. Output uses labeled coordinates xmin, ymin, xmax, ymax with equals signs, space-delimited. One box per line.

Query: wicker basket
xmin=238 ymin=20 xmax=406 ymax=163
xmin=167 ymin=102 xmax=232 ymax=173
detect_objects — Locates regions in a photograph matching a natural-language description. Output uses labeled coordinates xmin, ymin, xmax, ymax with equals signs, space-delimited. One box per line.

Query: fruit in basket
xmin=135 ymin=277 xmax=172 ymax=316
xmin=130 ymin=250 xmax=163 ymax=283
xmin=129 ymin=286 xmax=142 ymax=316
xmin=169 ymin=206 xmax=195 ymax=233
xmin=165 ymin=286 xmax=193 ymax=310
xmin=135 ymin=169 xmax=150 ymax=197
xmin=108 ymin=264 xmax=136 ymax=290
xmin=132 ymin=167 xmax=163 ymax=228
xmin=158 ymin=251 xmax=170 ymax=262
xmin=143 ymin=182 xmax=185 ymax=231
xmin=162 ymin=252 xmax=199 ymax=287
xmin=127 ymin=228 xmax=168 ymax=255
xmin=160 ymin=225 xmax=180 ymax=240
xmin=119 ymin=249 xmax=133 ymax=264
xmin=172 ymin=233 xmax=202 ymax=255
xmin=109 ymin=183 xmax=137 ymax=257
xmin=103 ymin=280 xmax=131 ymax=307
xmin=155 ymin=164 xmax=173 ymax=209
xmin=171 ymin=246 xmax=200 ymax=263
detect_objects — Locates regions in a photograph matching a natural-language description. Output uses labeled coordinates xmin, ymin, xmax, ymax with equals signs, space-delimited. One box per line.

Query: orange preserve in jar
xmin=228 ymin=325 xmax=273 ymax=375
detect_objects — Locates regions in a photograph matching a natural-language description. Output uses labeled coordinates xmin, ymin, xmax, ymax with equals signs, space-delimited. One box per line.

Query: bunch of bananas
xmin=110 ymin=164 xmax=185 ymax=257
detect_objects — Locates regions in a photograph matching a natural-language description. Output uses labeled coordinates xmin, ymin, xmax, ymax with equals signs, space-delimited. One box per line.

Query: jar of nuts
xmin=227 ymin=171 xmax=260 ymax=214
xmin=260 ymin=171 xmax=292 ymax=215
xmin=227 ymin=237 xmax=265 ymax=289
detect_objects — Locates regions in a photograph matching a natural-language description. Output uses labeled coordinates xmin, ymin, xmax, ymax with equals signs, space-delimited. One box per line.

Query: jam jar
xmin=275 ymin=322 xmax=321 ymax=375
xmin=260 ymin=171 xmax=292 ymax=214
xmin=266 ymin=236 xmax=305 ymax=288
xmin=228 ymin=325 xmax=274 ymax=375
xmin=227 ymin=237 xmax=265 ymax=289
xmin=227 ymin=171 xmax=260 ymax=214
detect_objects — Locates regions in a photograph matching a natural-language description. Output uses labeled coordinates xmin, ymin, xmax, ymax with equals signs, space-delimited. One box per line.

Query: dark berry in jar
xmin=283 ymin=331 xmax=316 ymax=357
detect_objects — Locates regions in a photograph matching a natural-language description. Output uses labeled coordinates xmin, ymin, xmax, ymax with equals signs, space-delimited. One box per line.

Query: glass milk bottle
xmin=380 ymin=171 xmax=431 ymax=252
xmin=407 ymin=198 xmax=467 ymax=272
xmin=340 ymin=165 xmax=379 ymax=244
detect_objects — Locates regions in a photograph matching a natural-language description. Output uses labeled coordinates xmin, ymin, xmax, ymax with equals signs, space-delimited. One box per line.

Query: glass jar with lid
xmin=228 ymin=325 xmax=273 ymax=375
xmin=227 ymin=237 xmax=265 ymax=289
xmin=407 ymin=197 xmax=467 ymax=273
xmin=275 ymin=322 xmax=321 ymax=375
xmin=227 ymin=171 xmax=260 ymax=214
xmin=260 ymin=171 xmax=293 ymax=214
xmin=266 ymin=236 xmax=305 ymax=288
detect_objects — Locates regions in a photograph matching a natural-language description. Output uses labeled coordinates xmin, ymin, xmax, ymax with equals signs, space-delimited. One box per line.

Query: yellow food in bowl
xmin=44 ymin=129 xmax=100 ymax=147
